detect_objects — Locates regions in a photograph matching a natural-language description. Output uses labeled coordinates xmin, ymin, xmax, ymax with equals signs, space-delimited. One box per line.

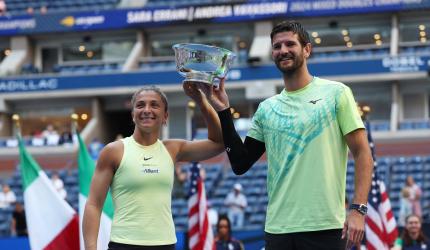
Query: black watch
xmin=349 ymin=203 xmax=367 ymax=216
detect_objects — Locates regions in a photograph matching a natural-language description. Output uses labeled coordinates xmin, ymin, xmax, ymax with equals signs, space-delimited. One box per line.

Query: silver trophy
xmin=172 ymin=43 xmax=236 ymax=87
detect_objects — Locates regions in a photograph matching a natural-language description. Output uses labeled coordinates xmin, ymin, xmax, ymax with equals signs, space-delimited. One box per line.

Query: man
xmin=51 ymin=172 xmax=67 ymax=199
xmin=224 ymin=183 xmax=247 ymax=229
xmin=205 ymin=20 xmax=374 ymax=249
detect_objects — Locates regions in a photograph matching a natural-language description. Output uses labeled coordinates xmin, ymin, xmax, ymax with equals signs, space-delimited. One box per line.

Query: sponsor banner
xmin=1 ymin=55 xmax=429 ymax=93
xmin=0 ymin=0 xmax=429 ymax=36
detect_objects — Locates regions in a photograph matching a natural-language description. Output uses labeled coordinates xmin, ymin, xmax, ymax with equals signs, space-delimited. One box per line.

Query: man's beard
xmin=275 ymin=53 xmax=305 ymax=76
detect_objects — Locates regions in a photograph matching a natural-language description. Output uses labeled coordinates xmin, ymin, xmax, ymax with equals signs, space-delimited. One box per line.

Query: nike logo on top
xmin=309 ymin=98 xmax=322 ymax=104
xmin=143 ymin=157 xmax=153 ymax=161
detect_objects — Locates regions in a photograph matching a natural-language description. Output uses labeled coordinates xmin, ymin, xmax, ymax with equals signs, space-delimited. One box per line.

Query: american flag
xmin=365 ymin=120 xmax=398 ymax=250
xmin=188 ymin=162 xmax=214 ymax=250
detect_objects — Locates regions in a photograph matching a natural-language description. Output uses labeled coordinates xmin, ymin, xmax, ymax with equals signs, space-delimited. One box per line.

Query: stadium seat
xmin=249 ymin=213 xmax=265 ymax=225
xmin=0 ymin=222 xmax=10 ymax=237
xmin=414 ymin=120 xmax=430 ymax=129
xmin=399 ymin=121 xmax=414 ymax=130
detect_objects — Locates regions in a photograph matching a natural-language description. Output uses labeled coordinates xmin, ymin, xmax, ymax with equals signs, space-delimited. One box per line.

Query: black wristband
xmin=217 ymin=108 xmax=233 ymax=123
xmin=217 ymin=108 xmax=265 ymax=175
xmin=217 ymin=108 xmax=236 ymax=154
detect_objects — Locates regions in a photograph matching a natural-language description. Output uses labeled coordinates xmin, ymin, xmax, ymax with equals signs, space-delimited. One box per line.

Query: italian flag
xmin=77 ymin=133 xmax=114 ymax=250
xmin=18 ymin=137 xmax=79 ymax=250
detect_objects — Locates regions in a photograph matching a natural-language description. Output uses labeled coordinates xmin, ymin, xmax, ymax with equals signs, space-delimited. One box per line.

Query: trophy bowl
xmin=172 ymin=43 xmax=236 ymax=87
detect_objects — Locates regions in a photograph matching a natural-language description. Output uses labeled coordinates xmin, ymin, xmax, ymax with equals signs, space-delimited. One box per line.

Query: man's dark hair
xmin=131 ymin=85 xmax=168 ymax=112
xmin=270 ymin=20 xmax=311 ymax=47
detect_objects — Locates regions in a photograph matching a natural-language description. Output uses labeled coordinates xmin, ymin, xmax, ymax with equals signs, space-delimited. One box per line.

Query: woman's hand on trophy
xmin=183 ymin=81 xmax=207 ymax=104
xmin=182 ymin=79 xmax=230 ymax=112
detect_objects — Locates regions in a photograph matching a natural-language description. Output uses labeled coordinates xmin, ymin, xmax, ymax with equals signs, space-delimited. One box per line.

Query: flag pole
xmin=71 ymin=113 xmax=79 ymax=134
xmin=12 ymin=113 xmax=21 ymax=137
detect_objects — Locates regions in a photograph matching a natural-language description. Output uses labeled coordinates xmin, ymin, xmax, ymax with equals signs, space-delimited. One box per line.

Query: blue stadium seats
xmin=0 ymin=222 xmax=10 ymax=237
xmin=311 ymin=48 xmax=390 ymax=62
xmin=172 ymin=198 xmax=187 ymax=208
xmin=415 ymin=46 xmax=430 ymax=54
xmin=258 ymin=195 xmax=269 ymax=204
xmin=401 ymin=47 xmax=416 ymax=55
xmin=54 ymin=63 xmax=121 ymax=75
xmin=174 ymin=216 xmax=188 ymax=229
xmin=209 ymin=197 xmax=224 ymax=208
xmin=0 ymin=213 xmax=9 ymax=224
xmin=414 ymin=120 xmax=430 ymax=129
xmin=64 ymin=175 xmax=78 ymax=186
xmin=246 ymin=196 xmax=258 ymax=205
xmin=370 ymin=121 xmax=390 ymax=131
xmin=213 ymin=187 xmax=231 ymax=198
xmin=395 ymin=120 xmax=430 ymax=130
xmin=249 ymin=213 xmax=265 ymax=225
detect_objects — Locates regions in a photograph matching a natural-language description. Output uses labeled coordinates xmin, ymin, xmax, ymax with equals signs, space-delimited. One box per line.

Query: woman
xmin=406 ymin=176 xmax=422 ymax=217
xmin=215 ymin=215 xmax=244 ymax=250
xmin=83 ymin=83 xmax=224 ymax=250
xmin=393 ymin=214 xmax=429 ymax=250
xmin=398 ymin=187 xmax=413 ymax=228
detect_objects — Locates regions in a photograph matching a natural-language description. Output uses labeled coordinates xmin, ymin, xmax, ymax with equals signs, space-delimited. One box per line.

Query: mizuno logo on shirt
xmin=309 ymin=98 xmax=322 ymax=104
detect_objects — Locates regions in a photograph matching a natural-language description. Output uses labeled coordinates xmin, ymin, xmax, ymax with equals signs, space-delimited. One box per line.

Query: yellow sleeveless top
xmin=110 ymin=136 xmax=176 ymax=245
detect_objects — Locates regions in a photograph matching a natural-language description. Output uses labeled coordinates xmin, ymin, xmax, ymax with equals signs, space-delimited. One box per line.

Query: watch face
xmin=358 ymin=204 xmax=367 ymax=214
xmin=350 ymin=204 xmax=367 ymax=215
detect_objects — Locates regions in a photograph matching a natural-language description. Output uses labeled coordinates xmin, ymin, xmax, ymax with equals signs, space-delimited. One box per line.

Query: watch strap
xmin=349 ymin=203 xmax=367 ymax=215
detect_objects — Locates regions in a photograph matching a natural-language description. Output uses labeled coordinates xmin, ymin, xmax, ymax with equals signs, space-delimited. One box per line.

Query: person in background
xmin=215 ymin=215 xmax=244 ymax=250
xmin=40 ymin=5 xmax=47 ymax=14
xmin=42 ymin=124 xmax=60 ymax=146
xmin=392 ymin=214 xmax=429 ymax=250
xmin=405 ymin=176 xmax=422 ymax=217
xmin=398 ymin=187 xmax=413 ymax=228
xmin=224 ymin=183 xmax=247 ymax=229
xmin=207 ymin=201 xmax=219 ymax=229
xmin=51 ymin=172 xmax=67 ymax=199
xmin=26 ymin=6 xmax=34 ymax=15
xmin=172 ymin=163 xmax=187 ymax=199
xmin=59 ymin=126 xmax=73 ymax=145
xmin=0 ymin=184 xmax=17 ymax=209
xmin=11 ymin=202 xmax=27 ymax=237
xmin=0 ymin=0 xmax=6 ymax=15
xmin=88 ymin=138 xmax=104 ymax=160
